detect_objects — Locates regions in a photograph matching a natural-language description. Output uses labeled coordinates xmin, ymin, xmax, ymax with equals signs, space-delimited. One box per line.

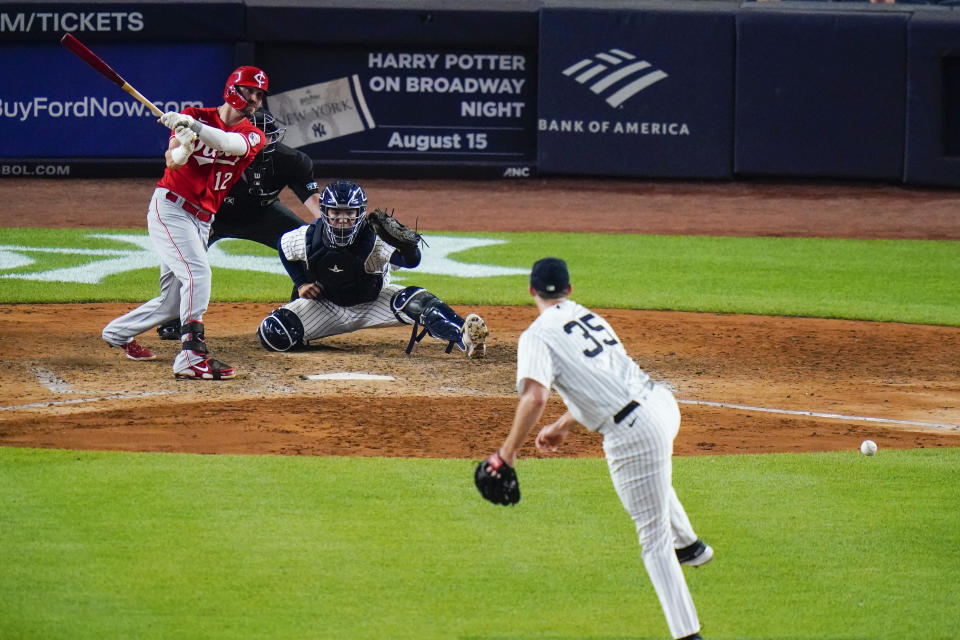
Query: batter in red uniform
xmin=102 ymin=66 xmax=268 ymax=379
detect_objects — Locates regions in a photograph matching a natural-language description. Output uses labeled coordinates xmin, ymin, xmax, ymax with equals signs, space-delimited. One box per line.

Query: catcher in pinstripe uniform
xmin=256 ymin=180 xmax=488 ymax=356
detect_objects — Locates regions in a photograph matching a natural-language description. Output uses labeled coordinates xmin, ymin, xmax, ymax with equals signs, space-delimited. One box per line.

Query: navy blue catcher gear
xmin=390 ymin=286 xmax=466 ymax=354
xmin=257 ymin=308 xmax=305 ymax=352
xmin=319 ymin=180 xmax=368 ymax=247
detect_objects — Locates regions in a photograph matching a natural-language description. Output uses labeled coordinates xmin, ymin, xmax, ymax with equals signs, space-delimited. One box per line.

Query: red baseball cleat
xmin=122 ymin=340 xmax=156 ymax=361
xmin=174 ymin=355 xmax=236 ymax=380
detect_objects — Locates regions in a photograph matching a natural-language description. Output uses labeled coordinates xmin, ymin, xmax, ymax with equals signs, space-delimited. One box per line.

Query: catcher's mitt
xmin=474 ymin=451 xmax=520 ymax=506
xmin=367 ymin=208 xmax=422 ymax=253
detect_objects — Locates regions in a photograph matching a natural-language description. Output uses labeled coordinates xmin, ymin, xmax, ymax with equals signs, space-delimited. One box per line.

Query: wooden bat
xmin=60 ymin=33 xmax=164 ymax=117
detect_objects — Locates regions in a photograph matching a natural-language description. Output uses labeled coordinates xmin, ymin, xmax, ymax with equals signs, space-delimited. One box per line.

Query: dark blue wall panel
xmin=735 ymin=9 xmax=908 ymax=180
xmin=245 ymin=0 xmax=538 ymax=46
xmin=904 ymin=12 xmax=960 ymax=187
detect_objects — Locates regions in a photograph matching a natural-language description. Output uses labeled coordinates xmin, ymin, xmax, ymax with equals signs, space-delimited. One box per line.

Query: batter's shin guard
xmin=180 ymin=320 xmax=208 ymax=354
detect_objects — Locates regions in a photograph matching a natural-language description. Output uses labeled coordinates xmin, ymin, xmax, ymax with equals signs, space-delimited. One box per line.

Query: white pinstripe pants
xmin=602 ymin=383 xmax=701 ymax=639
xmin=284 ymin=283 xmax=406 ymax=342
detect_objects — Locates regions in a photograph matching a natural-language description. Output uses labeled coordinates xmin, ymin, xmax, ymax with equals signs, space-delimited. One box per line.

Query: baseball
xmin=860 ymin=440 xmax=877 ymax=456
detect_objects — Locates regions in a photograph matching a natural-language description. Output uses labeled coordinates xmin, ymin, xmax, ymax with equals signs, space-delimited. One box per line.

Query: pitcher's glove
xmin=367 ymin=208 xmax=422 ymax=253
xmin=474 ymin=451 xmax=520 ymax=506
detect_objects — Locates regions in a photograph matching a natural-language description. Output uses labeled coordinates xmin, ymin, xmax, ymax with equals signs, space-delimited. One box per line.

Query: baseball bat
xmin=60 ymin=33 xmax=164 ymax=117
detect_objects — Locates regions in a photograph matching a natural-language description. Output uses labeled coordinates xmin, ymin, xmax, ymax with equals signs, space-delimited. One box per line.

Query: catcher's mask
xmin=244 ymin=110 xmax=287 ymax=197
xmin=319 ymin=180 xmax=367 ymax=247
xmin=224 ymin=66 xmax=269 ymax=112
xmin=249 ymin=110 xmax=286 ymax=154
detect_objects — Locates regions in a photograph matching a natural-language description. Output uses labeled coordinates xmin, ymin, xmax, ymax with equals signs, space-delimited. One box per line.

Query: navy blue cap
xmin=530 ymin=257 xmax=569 ymax=297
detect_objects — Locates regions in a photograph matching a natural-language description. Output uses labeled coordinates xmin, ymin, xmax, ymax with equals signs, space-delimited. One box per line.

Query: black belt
xmin=613 ymin=400 xmax=639 ymax=424
xmin=165 ymin=191 xmax=213 ymax=222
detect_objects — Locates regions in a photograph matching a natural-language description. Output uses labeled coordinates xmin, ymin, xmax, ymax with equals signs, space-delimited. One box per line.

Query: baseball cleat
xmin=462 ymin=313 xmax=488 ymax=358
xmin=122 ymin=339 xmax=156 ymax=361
xmin=174 ymin=356 xmax=236 ymax=380
xmin=676 ymin=539 xmax=713 ymax=567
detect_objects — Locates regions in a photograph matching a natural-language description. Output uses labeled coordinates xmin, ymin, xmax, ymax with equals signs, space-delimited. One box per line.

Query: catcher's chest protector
xmin=307 ymin=243 xmax=383 ymax=307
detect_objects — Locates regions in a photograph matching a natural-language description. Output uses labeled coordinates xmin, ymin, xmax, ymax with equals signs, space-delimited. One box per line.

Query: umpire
xmin=158 ymin=108 xmax=321 ymax=340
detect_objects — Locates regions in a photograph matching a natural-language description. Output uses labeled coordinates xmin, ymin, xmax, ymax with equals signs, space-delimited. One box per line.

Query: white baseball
xmin=860 ymin=440 xmax=877 ymax=456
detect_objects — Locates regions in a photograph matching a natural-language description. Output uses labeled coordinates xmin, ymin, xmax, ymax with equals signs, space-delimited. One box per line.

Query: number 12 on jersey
xmin=213 ymin=171 xmax=234 ymax=191
xmin=563 ymin=313 xmax=618 ymax=357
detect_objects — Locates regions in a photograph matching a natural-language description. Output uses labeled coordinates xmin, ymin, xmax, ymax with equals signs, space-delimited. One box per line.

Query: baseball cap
xmin=530 ymin=257 xmax=570 ymax=297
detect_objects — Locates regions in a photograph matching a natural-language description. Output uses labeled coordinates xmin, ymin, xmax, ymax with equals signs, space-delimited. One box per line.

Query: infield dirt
xmin=1 ymin=177 xmax=958 ymax=457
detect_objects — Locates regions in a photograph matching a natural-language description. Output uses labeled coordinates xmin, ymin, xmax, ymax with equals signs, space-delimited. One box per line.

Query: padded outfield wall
xmin=2 ymin=0 xmax=960 ymax=186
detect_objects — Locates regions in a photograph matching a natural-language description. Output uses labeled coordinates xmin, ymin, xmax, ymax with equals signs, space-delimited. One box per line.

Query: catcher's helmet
xmin=224 ymin=66 xmax=269 ymax=111
xmin=257 ymin=308 xmax=304 ymax=352
xmin=319 ymin=180 xmax=368 ymax=247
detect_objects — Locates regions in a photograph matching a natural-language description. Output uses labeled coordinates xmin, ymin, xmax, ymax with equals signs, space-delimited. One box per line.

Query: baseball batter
xmin=155 ymin=108 xmax=321 ymax=341
xmin=475 ymin=257 xmax=711 ymax=640
xmin=101 ymin=66 xmax=268 ymax=379
xmin=256 ymin=180 xmax=488 ymax=357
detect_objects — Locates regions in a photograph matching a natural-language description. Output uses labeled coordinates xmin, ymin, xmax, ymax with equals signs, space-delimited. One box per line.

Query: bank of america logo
xmin=562 ymin=49 xmax=668 ymax=108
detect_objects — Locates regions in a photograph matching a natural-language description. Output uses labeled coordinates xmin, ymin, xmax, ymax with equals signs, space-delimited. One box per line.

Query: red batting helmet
xmin=224 ymin=66 xmax=269 ymax=111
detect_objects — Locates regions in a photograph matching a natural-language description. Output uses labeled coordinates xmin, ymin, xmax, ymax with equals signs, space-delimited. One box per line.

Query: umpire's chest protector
xmin=306 ymin=227 xmax=383 ymax=307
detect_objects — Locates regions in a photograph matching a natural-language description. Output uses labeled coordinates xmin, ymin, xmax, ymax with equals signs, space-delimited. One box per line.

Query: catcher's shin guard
xmin=157 ymin=319 xmax=182 ymax=340
xmin=257 ymin=308 xmax=305 ymax=352
xmin=390 ymin=286 xmax=465 ymax=354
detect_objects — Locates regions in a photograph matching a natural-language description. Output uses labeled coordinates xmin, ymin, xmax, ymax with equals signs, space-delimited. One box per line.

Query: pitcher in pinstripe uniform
xmin=488 ymin=257 xmax=712 ymax=640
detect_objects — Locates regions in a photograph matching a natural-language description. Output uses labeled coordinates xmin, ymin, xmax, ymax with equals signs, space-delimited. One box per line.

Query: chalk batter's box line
xmin=3 ymin=385 xmax=957 ymax=432
xmin=678 ymin=399 xmax=960 ymax=432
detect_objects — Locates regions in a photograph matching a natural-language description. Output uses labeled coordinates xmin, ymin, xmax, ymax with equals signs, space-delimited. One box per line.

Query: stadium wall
xmin=1 ymin=0 xmax=959 ymax=186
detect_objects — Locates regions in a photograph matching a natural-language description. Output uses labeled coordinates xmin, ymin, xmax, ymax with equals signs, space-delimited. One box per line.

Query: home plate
xmin=302 ymin=372 xmax=396 ymax=381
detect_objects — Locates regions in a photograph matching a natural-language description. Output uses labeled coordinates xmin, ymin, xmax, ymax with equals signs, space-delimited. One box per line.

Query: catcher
xmin=256 ymin=179 xmax=488 ymax=356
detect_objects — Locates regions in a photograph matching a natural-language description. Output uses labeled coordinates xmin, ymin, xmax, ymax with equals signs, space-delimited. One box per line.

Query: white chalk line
xmin=31 ymin=367 xmax=73 ymax=394
xmin=0 ymin=390 xmax=178 ymax=412
xmin=678 ymin=399 xmax=960 ymax=432
xmin=303 ymin=372 xmax=396 ymax=381
xmin=3 ymin=380 xmax=958 ymax=432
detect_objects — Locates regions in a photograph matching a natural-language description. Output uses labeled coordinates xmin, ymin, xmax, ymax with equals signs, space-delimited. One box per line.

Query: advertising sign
xmin=258 ymin=45 xmax=536 ymax=176
xmin=1 ymin=42 xmax=233 ymax=160
xmin=0 ymin=3 xmax=244 ymax=42
xmin=537 ymin=7 xmax=736 ymax=179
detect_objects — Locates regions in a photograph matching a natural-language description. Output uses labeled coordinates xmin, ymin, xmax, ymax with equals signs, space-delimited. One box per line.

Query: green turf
xmin=1 ymin=447 xmax=957 ymax=639
xmin=1 ymin=229 xmax=958 ymax=325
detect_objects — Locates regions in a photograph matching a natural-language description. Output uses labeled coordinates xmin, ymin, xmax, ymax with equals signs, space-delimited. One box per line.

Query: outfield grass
xmin=1 ymin=228 xmax=958 ymax=326
xmin=1 ymin=447 xmax=957 ymax=639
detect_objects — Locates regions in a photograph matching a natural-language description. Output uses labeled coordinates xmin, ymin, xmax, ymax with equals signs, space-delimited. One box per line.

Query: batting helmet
xmin=224 ymin=66 xmax=269 ymax=111
xmin=319 ymin=180 xmax=368 ymax=247
xmin=257 ymin=308 xmax=304 ymax=352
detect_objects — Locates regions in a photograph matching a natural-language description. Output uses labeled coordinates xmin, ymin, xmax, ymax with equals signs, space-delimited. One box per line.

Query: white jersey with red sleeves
xmin=157 ymin=106 xmax=265 ymax=214
xmin=516 ymin=299 xmax=651 ymax=431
